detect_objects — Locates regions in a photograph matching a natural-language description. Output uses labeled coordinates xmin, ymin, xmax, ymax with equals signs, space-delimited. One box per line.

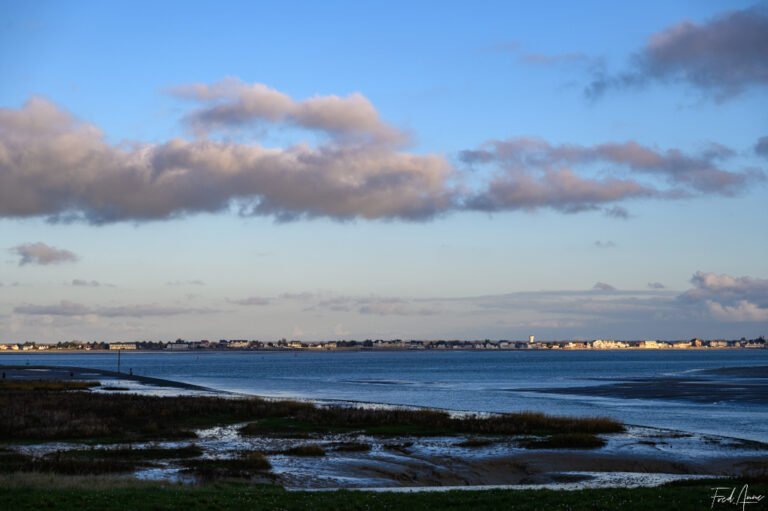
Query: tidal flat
xmin=1 ymin=365 xmax=767 ymax=509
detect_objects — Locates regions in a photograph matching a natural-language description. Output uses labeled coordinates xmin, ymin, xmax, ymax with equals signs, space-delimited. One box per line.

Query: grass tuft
xmin=282 ymin=444 xmax=326 ymax=456
xmin=455 ymin=438 xmax=493 ymax=448
xmin=520 ymin=433 xmax=607 ymax=449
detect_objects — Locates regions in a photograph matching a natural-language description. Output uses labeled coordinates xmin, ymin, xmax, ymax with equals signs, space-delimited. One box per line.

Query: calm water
xmin=3 ymin=350 xmax=768 ymax=442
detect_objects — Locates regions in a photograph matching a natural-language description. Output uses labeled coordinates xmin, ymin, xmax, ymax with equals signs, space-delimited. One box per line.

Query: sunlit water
xmin=4 ymin=349 xmax=768 ymax=442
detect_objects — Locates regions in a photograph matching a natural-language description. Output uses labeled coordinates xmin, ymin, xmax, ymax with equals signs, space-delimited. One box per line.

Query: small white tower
xmin=529 ymin=335 xmax=535 ymax=344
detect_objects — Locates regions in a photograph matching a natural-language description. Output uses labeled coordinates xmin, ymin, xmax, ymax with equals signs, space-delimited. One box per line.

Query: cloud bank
xmin=13 ymin=300 xmax=215 ymax=318
xmin=10 ymin=243 xmax=78 ymax=266
xmin=460 ymin=137 xmax=762 ymax=214
xmin=586 ymin=6 xmax=768 ymax=101
xmin=0 ymin=87 xmax=762 ymax=224
xmin=680 ymin=271 xmax=768 ymax=322
xmin=0 ymin=97 xmax=453 ymax=223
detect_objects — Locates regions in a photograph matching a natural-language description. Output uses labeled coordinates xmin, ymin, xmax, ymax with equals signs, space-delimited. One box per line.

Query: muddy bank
xmin=527 ymin=365 xmax=768 ymax=405
xmin=0 ymin=365 xmax=225 ymax=395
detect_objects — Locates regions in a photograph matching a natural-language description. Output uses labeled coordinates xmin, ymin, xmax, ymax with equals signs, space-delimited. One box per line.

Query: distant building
xmin=109 ymin=343 xmax=137 ymax=350
xmin=529 ymin=335 xmax=535 ymax=344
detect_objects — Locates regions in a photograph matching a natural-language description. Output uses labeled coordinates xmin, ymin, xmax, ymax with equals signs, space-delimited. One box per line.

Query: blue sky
xmin=1 ymin=1 xmax=766 ymax=342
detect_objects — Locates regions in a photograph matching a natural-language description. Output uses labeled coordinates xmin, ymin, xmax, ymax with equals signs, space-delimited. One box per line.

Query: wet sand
xmin=528 ymin=365 xmax=768 ymax=405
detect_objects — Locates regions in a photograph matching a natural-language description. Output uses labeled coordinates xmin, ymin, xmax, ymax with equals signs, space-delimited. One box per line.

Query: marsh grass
xmin=181 ymin=452 xmax=271 ymax=478
xmin=241 ymin=407 xmax=623 ymax=438
xmin=0 ymin=388 xmax=311 ymax=442
xmin=282 ymin=444 xmax=326 ymax=456
xmin=455 ymin=438 xmax=494 ymax=448
xmin=0 ymin=381 xmax=99 ymax=392
xmin=59 ymin=444 xmax=203 ymax=460
xmin=0 ymin=450 xmax=145 ymax=475
xmin=0 ymin=383 xmax=622 ymax=446
xmin=332 ymin=442 xmax=371 ymax=452
xmin=520 ymin=433 xmax=607 ymax=449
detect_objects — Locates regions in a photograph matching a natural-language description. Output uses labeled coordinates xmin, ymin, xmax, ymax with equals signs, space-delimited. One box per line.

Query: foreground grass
xmin=0 ymin=479 xmax=765 ymax=511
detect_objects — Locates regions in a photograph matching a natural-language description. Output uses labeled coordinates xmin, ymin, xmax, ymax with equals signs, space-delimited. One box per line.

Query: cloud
xmin=460 ymin=138 xmax=761 ymax=201
xmin=357 ymin=298 xmax=439 ymax=317
xmin=594 ymin=240 xmax=616 ymax=248
xmin=0 ymin=97 xmax=454 ymax=223
xmin=229 ymin=296 xmax=270 ymax=306
xmin=166 ymin=280 xmax=206 ymax=286
xmin=680 ymin=271 xmax=768 ymax=322
xmin=604 ymin=206 xmax=630 ymax=219
xmin=13 ymin=300 xmax=217 ymax=318
xmin=10 ymin=242 xmax=78 ymax=266
xmin=172 ymin=78 xmax=407 ymax=146
xmin=647 ymin=282 xmax=666 ymax=289
xmin=586 ymin=6 xmax=768 ymax=101
xmin=0 ymin=93 xmax=762 ymax=225
xmin=756 ymin=136 xmax=768 ymax=158
xmin=283 ymin=292 xmax=441 ymax=316
xmin=71 ymin=279 xmax=109 ymax=287
xmin=280 ymin=292 xmax=317 ymax=301
xmin=593 ymin=282 xmax=617 ymax=292
xmin=706 ymin=300 xmax=768 ymax=322
xmin=520 ymin=52 xmax=590 ymax=66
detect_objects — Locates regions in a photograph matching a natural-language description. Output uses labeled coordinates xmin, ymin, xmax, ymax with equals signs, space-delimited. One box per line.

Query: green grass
xmin=0 ymin=479 xmax=765 ymax=510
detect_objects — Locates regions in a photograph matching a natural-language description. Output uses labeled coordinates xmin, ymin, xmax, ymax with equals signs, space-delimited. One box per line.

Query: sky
xmin=0 ymin=0 xmax=766 ymax=342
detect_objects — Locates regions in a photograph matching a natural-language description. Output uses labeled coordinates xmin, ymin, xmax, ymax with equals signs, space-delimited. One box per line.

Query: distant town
xmin=0 ymin=336 xmax=765 ymax=352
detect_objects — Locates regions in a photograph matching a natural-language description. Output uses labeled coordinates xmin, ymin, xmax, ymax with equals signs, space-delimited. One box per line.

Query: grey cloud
xmin=172 ymin=78 xmax=406 ymax=145
xmin=593 ymin=282 xmax=617 ymax=292
xmin=229 ymin=296 xmax=270 ymax=306
xmin=14 ymin=300 xmax=217 ymax=318
xmin=520 ymin=52 xmax=590 ymax=65
xmin=291 ymin=293 xmax=440 ymax=316
xmin=679 ymin=271 xmax=768 ymax=322
xmin=0 ymin=98 xmax=453 ymax=224
xmin=594 ymin=240 xmax=616 ymax=248
xmin=71 ymin=279 xmax=110 ymax=287
xmin=10 ymin=242 xmax=78 ymax=266
xmin=358 ymin=300 xmax=439 ymax=317
xmin=280 ymin=292 xmax=317 ymax=301
xmin=647 ymin=282 xmax=666 ymax=289
xmin=756 ymin=137 xmax=768 ymax=158
xmin=166 ymin=280 xmax=206 ymax=287
xmin=586 ymin=7 xmax=768 ymax=101
xmin=460 ymin=138 xmax=762 ymax=216
xmin=604 ymin=206 xmax=630 ymax=219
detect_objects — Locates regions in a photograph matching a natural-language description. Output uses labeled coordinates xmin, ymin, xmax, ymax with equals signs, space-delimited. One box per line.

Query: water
xmin=3 ymin=349 xmax=768 ymax=442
